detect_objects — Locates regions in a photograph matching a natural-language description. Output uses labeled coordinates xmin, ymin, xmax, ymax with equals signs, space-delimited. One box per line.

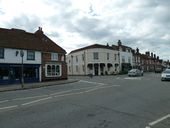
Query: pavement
xmin=0 ymin=79 xmax=79 ymax=92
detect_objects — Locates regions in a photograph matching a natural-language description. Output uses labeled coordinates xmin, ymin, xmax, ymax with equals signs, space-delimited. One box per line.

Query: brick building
xmin=0 ymin=27 xmax=67 ymax=85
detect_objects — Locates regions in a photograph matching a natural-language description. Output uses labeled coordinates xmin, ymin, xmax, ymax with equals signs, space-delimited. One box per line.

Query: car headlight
xmin=161 ymin=74 xmax=166 ymax=77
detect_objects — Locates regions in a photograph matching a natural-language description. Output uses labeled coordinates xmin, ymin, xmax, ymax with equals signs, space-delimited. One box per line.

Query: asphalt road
xmin=0 ymin=73 xmax=170 ymax=128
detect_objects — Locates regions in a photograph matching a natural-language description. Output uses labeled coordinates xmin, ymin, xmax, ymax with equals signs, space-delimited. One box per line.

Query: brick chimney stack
xmin=117 ymin=40 xmax=122 ymax=46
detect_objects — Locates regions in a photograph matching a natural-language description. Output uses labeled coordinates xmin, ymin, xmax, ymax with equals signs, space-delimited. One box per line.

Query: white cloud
xmin=0 ymin=0 xmax=170 ymax=60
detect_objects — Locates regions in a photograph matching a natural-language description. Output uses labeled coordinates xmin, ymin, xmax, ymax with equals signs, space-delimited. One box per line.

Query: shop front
xmin=0 ymin=63 xmax=40 ymax=85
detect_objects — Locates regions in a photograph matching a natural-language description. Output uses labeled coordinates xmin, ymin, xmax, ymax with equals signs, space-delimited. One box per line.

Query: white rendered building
xmin=67 ymin=44 xmax=119 ymax=76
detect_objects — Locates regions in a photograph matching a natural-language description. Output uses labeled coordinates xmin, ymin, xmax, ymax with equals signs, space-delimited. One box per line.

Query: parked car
xmin=155 ymin=67 xmax=162 ymax=73
xmin=128 ymin=69 xmax=143 ymax=77
xmin=161 ymin=69 xmax=170 ymax=81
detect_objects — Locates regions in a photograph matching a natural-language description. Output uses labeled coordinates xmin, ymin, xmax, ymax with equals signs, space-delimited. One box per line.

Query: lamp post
xmin=20 ymin=50 xmax=24 ymax=88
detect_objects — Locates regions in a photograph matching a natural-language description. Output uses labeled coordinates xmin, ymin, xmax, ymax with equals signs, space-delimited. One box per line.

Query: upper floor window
xmin=107 ymin=53 xmax=110 ymax=60
xmin=51 ymin=53 xmax=58 ymax=61
xmin=93 ymin=52 xmax=99 ymax=60
xmin=122 ymin=56 xmax=125 ymax=63
xmin=128 ymin=57 xmax=131 ymax=63
xmin=27 ymin=50 xmax=35 ymax=60
xmin=76 ymin=56 xmax=78 ymax=62
xmin=0 ymin=48 xmax=4 ymax=59
xmin=82 ymin=54 xmax=85 ymax=61
xmin=114 ymin=54 xmax=117 ymax=61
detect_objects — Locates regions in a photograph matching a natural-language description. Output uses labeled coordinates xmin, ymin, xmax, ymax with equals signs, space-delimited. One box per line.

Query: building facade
xmin=0 ymin=27 xmax=67 ymax=85
xmin=67 ymin=44 xmax=119 ymax=76
xmin=116 ymin=40 xmax=133 ymax=73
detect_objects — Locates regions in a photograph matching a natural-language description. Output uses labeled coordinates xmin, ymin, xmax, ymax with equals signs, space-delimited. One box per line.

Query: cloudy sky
xmin=0 ymin=0 xmax=169 ymax=60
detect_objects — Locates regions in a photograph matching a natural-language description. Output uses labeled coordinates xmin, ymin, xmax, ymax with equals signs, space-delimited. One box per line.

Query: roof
xmin=0 ymin=27 xmax=66 ymax=54
xmin=69 ymin=44 xmax=118 ymax=54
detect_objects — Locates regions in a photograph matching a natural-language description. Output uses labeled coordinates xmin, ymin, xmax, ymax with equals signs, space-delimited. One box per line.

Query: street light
xmin=20 ymin=50 xmax=24 ymax=88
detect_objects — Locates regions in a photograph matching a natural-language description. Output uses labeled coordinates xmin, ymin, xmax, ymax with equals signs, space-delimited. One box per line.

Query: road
xmin=0 ymin=73 xmax=170 ymax=128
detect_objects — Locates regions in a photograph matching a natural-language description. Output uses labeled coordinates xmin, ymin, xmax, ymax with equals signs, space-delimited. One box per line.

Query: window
xmin=27 ymin=51 xmax=35 ymax=60
xmin=128 ymin=57 xmax=131 ymax=63
xmin=82 ymin=65 xmax=85 ymax=72
xmin=76 ymin=65 xmax=78 ymax=72
xmin=114 ymin=54 xmax=117 ymax=61
xmin=0 ymin=48 xmax=4 ymax=59
xmin=122 ymin=56 xmax=125 ymax=63
xmin=51 ymin=53 xmax=58 ymax=61
xmin=82 ymin=54 xmax=85 ymax=61
xmin=93 ymin=52 xmax=99 ymax=60
xmin=76 ymin=56 xmax=78 ymax=62
xmin=107 ymin=53 xmax=110 ymax=60
xmin=45 ymin=64 xmax=61 ymax=77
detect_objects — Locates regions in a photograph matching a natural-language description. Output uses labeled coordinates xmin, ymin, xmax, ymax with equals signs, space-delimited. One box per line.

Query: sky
xmin=0 ymin=0 xmax=169 ymax=60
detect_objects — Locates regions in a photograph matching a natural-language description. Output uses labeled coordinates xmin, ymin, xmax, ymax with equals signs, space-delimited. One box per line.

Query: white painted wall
xmin=67 ymin=48 xmax=119 ymax=75
xmin=0 ymin=48 xmax=41 ymax=64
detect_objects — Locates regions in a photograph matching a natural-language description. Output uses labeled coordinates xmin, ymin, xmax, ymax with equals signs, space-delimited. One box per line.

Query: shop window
xmin=45 ymin=64 xmax=61 ymax=77
xmin=0 ymin=48 xmax=4 ymax=59
xmin=27 ymin=50 xmax=35 ymax=60
xmin=0 ymin=67 xmax=9 ymax=80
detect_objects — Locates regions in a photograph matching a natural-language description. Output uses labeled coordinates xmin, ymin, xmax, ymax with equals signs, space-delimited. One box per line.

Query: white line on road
xmin=49 ymin=90 xmax=72 ymax=96
xmin=0 ymin=105 xmax=18 ymax=110
xmin=145 ymin=114 xmax=170 ymax=128
xmin=85 ymin=85 xmax=120 ymax=93
xmin=12 ymin=95 xmax=49 ymax=101
xmin=22 ymin=97 xmax=52 ymax=106
xmin=79 ymin=80 xmax=106 ymax=85
xmin=124 ymin=77 xmax=142 ymax=80
xmin=0 ymin=100 xmax=9 ymax=104
xmin=149 ymin=114 xmax=170 ymax=126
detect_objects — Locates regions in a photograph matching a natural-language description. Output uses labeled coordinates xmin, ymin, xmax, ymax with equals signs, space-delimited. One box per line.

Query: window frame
xmin=27 ymin=50 xmax=35 ymax=60
xmin=0 ymin=48 xmax=4 ymax=59
xmin=45 ymin=64 xmax=61 ymax=77
xmin=93 ymin=52 xmax=99 ymax=60
xmin=51 ymin=53 xmax=58 ymax=61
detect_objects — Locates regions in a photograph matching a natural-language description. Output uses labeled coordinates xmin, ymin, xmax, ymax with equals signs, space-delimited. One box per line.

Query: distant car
xmin=128 ymin=69 xmax=143 ymax=77
xmin=155 ymin=67 xmax=162 ymax=73
xmin=161 ymin=69 xmax=170 ymax=81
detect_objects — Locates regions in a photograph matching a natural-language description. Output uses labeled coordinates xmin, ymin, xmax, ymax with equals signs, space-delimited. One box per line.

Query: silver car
xmin=161 ymin=69 xmax=170 ymax=81
xmin=128 ymin=69 xmax=143 ymax=77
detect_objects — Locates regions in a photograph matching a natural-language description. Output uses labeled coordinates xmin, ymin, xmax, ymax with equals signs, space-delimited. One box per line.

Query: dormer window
xmin=0 ymin=48 xmax=4 ymax=59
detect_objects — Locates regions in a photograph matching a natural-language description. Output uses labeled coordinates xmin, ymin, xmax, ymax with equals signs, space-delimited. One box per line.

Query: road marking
xmin=12 ymin=95 xmax=49 ymax=101
xmin=124 ymin=77 xmax=142 ymax=80
xmin=50 ymin=90 xmax=72 ymax=96
xmin=0 ymin=105 xmax=18 ymax=110
xmin=79 ymin=80 xmax=105 ymax=85
xmin=145 ymin=114 xmax=170 ymax=128
xmin=22 ymin=97 xmax=52 ymax=106
xmin=0 ymin=100 xmax=9 ymax=104
xmin=85 ymin=85 xmax=120 ymax=93
xmin=149 ymin=114 xmax=170 ymax=126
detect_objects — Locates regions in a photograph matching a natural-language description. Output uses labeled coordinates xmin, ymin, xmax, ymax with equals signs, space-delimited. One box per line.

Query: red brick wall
xmin=42 ymin=52 xmax=68 ymax=82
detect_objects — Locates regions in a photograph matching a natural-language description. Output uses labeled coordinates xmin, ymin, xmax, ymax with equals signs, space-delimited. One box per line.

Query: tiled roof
xmin=69 ymin=44 xmax=118 ymax=54
xmin=0 ymin=27 xmax=66 ymax=54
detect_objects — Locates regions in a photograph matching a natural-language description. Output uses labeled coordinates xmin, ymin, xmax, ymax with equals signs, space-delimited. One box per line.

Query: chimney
xmin=145 ymin=51 xmax=150 ymax=56
xmin=157 ymin=56 xmax=159 ymax=60
xmin=35 ymin=27 xmax=44 ymax=37
xmin=136 ymin=48 xmax=139 ymax=53
xmin=154 ymin=54 xmax=156 ymax=58
xmin=38 ymin=27 xmax=42 ymax=31
xmin=117 ymin=40 xmax=122 ymax=46
xmin=151 ymin=53 xmax=153 ymax=58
